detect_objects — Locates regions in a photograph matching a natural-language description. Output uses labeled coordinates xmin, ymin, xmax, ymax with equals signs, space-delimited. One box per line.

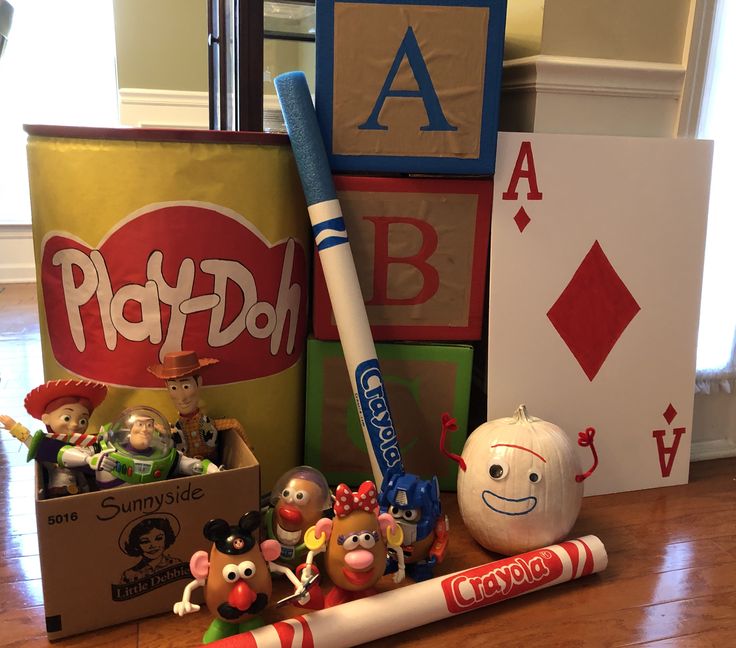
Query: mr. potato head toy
xmin=173 ymin=512 xmax=310 ymax=644
xmin=264 ymin=466 xmax=332 ymax=566
xmin=301 ymin=481 xmax=405 ymax=608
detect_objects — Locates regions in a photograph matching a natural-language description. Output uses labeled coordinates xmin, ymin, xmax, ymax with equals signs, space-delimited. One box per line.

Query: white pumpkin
xmin=456 ymin=405 xmax=596 ymax=556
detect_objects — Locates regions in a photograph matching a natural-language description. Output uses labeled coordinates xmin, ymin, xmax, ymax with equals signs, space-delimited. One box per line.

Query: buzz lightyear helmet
xmin=107 ymin=406 xmax=173 ymax=460
xmin=269 ymin=465 xmax=332 ymax=510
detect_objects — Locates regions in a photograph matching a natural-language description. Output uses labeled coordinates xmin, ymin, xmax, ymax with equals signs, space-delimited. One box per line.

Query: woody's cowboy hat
xmin=24 ymin=380 xmax=108 ymax=419
xmin=147 ymin=350 xmax=219 ymax=380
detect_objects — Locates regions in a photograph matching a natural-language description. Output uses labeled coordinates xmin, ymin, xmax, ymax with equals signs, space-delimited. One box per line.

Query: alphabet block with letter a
xmin=316 ymin=0 xmax=508 ymax=174
xmin=312 ymin=175 xmax=491 ymax=341
xmin=305 ymin=337 xmax=472 ymax=490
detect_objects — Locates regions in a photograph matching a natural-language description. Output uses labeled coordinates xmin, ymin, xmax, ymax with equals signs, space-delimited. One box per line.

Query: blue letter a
xmin=358 ymin=27 xmax=457 ymax=132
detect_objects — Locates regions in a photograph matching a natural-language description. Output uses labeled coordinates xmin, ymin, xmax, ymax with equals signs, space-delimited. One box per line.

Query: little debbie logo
xmin=41 ymin=203 xmax=308 ymax=387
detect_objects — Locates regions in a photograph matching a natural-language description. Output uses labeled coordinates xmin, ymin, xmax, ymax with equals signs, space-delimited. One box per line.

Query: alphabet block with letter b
xmin=316 ymin=0 xmax=508 ymax=174
xmin=312 ymin=175 xmax=492 ymax=341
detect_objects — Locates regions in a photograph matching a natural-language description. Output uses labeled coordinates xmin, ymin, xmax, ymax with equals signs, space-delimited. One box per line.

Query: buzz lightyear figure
xmin=58 ymin=406 xmax=220 ymax=489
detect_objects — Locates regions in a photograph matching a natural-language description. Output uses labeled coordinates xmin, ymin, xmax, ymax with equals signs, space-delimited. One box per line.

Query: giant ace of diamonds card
xmin=488 ymin=132 xmax=713 ymax=496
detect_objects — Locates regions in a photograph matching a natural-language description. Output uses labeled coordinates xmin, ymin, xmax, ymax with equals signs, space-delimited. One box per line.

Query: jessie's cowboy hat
xmin=24 ymin=380 xmax=108 ymax=419
xmin=147 ymin=350 xmax=218 ymax=380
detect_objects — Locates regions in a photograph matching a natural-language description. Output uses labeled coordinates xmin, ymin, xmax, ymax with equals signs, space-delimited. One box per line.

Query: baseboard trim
xmin=0 ymin=224 xmax=35 ymax=284
xmin=118 ymin=88 xmax=210 ymax=129
xmin=690 ymin=438 xmax=736 ymax=462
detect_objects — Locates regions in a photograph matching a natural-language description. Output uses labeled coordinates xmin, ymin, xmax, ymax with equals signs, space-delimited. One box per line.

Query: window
xmin=695 ymin=1 xmax=736 ymax=392
xmin=0 ymin=0 xmax=118 ymax=224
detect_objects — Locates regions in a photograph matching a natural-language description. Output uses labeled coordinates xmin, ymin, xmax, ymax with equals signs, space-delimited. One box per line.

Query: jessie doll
xmin=0 ymin=379 xmax=107 ymax=497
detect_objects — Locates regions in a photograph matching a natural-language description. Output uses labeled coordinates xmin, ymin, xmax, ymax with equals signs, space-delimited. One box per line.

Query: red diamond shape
xmin=663 ymin=403 xmax=677 ymax=424
xmin=513 ymin=206 xmax=531 ymax=233
xmin=547 ymin=241 xmax=641 ymax=381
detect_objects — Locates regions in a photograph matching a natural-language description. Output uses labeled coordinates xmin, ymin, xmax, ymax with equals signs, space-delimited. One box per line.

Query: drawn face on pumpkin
xmin=458 ymin=409 xmax=583 ymax=556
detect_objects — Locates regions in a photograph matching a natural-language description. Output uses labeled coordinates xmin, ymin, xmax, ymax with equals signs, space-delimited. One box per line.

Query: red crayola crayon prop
xmin=210 ymin=535 xmax=607 ymax=647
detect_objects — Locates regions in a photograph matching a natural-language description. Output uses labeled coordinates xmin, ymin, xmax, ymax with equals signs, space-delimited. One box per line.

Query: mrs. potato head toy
xmin=302 ymin=481 xmax=405 ymax=608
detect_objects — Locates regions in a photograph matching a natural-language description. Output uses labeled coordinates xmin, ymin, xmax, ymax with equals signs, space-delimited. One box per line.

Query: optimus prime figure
xmin=378 ymin=472 xmax=448 ymax=582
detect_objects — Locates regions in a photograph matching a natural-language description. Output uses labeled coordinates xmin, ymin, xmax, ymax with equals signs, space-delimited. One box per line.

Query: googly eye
xmin=281 ymin=489 xmax=290 ymax=499
xmin=402 ymin=509 xmax=420 ymax=522
xmin=62 ymin=415 xmax=71 ymax=423
xmin=79 ymin=418 xmax=88 ymax=427
xmin=238 ymin=560 xmax=256 ymax=579
xmin=359 ymin=532 xmax=377 ymax=549
xmin=389 ymin=505 xmax=401 ymax=518
xmin=295 ymin=490 xmax=309 ymax=504
xmin=489 ymin=459 xmax=509 ymax=480
xmin=528 ymin=470 xmax=542 ymax=484
xmin=222 ymin=563 xmax=239 ymax=582
xmin=342 ymin=534 xmax=360 ymax=551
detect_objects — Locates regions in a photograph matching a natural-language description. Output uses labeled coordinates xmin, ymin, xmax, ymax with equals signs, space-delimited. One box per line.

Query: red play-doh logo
xmin=40 ymin=202 xmax=308 ymax=388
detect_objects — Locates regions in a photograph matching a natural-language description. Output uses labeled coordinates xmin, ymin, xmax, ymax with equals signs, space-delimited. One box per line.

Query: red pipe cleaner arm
xmin=439 ymin=412 xmax=466 ymax=472
xmin=575 ymin=427 xmax=598 ymax=482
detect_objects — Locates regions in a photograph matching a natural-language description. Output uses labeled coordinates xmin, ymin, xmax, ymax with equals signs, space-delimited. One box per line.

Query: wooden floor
xmin=1 ymin=282 xmax=735 ymax=647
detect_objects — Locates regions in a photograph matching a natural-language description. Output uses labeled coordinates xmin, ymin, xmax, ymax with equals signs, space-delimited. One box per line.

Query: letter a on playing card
xmin=487 ymin=132 xmax=713 ymax=495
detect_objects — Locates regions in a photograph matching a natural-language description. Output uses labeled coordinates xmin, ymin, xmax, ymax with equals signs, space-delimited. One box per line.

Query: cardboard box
xmin=316 ymin=0 xmax=508 ymax=174
xmin=305 ymin=339 xmax=472 ymax=490
xmin=313 ymin=175 xmax=492 ymax=341
xmin=35 ymin=429 xmax=258 ymax=640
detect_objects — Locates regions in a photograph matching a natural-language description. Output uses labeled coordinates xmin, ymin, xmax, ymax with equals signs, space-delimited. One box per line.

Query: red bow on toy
xmin=333 ymin=481 xmax=378 ymax=518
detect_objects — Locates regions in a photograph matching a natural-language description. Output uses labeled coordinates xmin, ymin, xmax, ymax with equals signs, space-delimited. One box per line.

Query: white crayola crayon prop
xmin=211 ymin=535 xmax=607 ymax=648
xmin=275 ymin=71 xmax=403 ymax=487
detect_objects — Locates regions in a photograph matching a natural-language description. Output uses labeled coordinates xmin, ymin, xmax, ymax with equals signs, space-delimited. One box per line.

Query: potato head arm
xmin=172 ymin=578 xmax=205 ymax=616
xmin=301 ymin=518 xmax=331 ymax=581
xmin=268 ymin=562 xmax=302 ymax=591
xmin=383 ymin=514 xmax=405 ymax=584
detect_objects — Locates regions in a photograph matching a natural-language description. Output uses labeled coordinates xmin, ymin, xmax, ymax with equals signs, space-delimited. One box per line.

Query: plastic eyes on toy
xmin=528 ymin=469 xmax=542 ymax=484
xmin=339 ymin=534 xmax=361 ymax=550
xmin=222 ymin=564 xmax=239 ymax=582
xmin=294 ymin=490 xmax=310 ymax=504
xmin=388 ymin=505 xmax=401 ymax=518
xmin=282 ymin=489 xmax=290 ymax=499
xmin=62 ymin=415 xmax=72 ymax=423
xmin=237 ymin=561 xmax=256 ymax=579
xmin=79 ymin=417 xmax=88 ymax=427
xmin=402 ymin=508 xmax=420 ymax=522
xmin=358 ymin=532 xmax=378 ymax=549
xmin=489 ymin=459 xmax=509 ymax=480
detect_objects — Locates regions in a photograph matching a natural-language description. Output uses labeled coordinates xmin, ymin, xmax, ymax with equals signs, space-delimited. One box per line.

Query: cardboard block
xmin=316 ymin=0 xmax=508 ymax=174
xmin=36 ymin=430 xmax=258 ymax=639
xmin=313 ymin=175 xmax=491 ymax=341
xmin=305 ymin=338 xmax=472 ymax=490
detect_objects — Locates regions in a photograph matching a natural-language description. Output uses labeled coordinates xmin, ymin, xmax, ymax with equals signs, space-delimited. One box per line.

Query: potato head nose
xmin=343 ymin=548 xmax=374 ymax=570
xmin=277 ymin=505 xmax=303 ymax=526
xmin=227 ymin=580 xmax=257 ymax=611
